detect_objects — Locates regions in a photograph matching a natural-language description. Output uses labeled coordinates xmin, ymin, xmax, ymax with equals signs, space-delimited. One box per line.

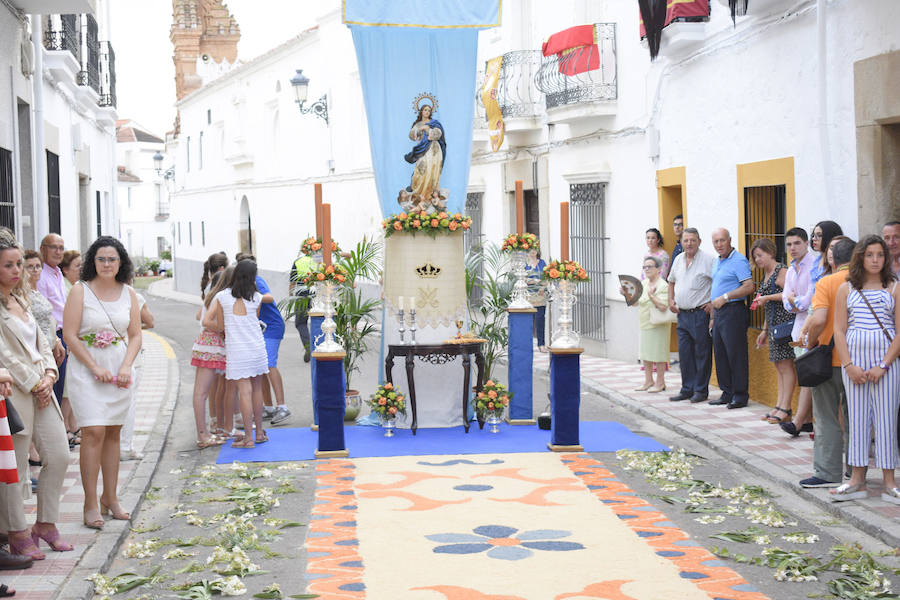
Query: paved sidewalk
xmin=531 ymin=349 xmax=900 ymax=548
xmin=5 ymin=332 xmax=179 ymax=600
xmin=147 ymin=277 xmax=201 ymax=306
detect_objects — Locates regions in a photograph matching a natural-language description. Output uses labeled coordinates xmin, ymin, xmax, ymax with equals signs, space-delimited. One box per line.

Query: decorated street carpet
xmin=305 ymin=453 xmax=770 ymax=599
xmin=215 ymin=422 xmax=667 ymax=464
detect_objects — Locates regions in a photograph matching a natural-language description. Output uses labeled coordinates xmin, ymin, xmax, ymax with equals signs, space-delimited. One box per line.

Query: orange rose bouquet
xmin=501 ymin=232 xmax=539 ymax=252
xmin=368 ymin=382 xmax=407 ymax=420
xmin=542 ymin=259 xmax=590 ymax=283
xmin=382 ymin=211 xmax=472 ymax=238
xmin=300 ymin=236 xmax=341 ymax=257
xmin=298 ymin=262 xmax=350 ymax=287
xmin=473 ymin=379 xmax=511 ymax=419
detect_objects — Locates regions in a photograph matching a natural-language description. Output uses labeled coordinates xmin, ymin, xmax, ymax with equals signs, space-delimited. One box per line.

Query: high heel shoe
xmin=7 ymin=531 xmax=45 ymax=560
xmin=634 ymin=382 xmax=653 ymax=391
xmin=647 ymin=385 xmax=666 ymax=393
xmin=99 ymin=502 xmax=130 ymax=521
xmin=31 ymin=525 xmax=73 ymax=552
xmin=83 ymin=508 xmax=104 ymax=530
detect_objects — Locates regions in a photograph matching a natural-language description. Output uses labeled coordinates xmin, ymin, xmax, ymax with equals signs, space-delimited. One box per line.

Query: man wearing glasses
xmin=37 ymin=234 xmax=69 ymax=405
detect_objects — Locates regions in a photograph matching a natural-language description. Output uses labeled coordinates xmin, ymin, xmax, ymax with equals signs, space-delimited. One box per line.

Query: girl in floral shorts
xmin=191 ymin=267 xmax=231 ymax=447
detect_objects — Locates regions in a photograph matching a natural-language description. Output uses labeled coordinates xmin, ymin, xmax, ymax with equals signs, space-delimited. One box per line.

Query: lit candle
xmin=515 ymin=180 xmax=524 ymax=235
xmin=322 ymin=203 xmax=332 ymax=266
xmin=398 ymin=296 xmax=404 ymax=311
xmin=314 ymin=183 xmax=323 ymax=239
xmin=560 ymin=202 xmax=569 ymax=261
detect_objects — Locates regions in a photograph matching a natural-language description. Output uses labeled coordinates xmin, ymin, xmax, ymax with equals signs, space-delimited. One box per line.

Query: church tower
xmin=170 ymin=0 xmax=240 ymax=102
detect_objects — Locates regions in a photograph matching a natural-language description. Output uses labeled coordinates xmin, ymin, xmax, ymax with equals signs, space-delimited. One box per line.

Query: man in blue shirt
xmin=708 ymin=228 xmax=756 ymax=409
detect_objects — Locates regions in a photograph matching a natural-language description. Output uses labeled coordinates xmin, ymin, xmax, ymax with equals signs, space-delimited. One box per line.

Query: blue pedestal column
xmin=548 ymin=348 xmax=584 ymax=451
xmin=312 ymin=351 xmax=348 ymax=458
xmin=507 ymin=308 xmax=536 ymax=424
xmin=309 ymin=313 xmax=324 ymax=430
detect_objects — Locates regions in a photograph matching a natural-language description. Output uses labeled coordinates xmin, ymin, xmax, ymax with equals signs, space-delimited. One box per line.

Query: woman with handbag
xmin=62 ymin=237 xmax=142 ymax=529
xmin=628 ymin=256 xmax=671 ymax=392
xmin=750 ymin=239 xmax=796 ymax=424
xmin=0 ymin=236 xmax=71 ymax=559
xmin=831 ymin=235 xmax=900 ymax=503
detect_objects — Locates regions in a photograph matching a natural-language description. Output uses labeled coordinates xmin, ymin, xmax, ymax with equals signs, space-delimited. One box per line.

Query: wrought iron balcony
xmin=77 ymin=14 xmax=100 ymax=95
xmin=43 ymin=14 xmax=80 ymax=60
xmin=535 ymin=23 xmax=617 ymax=110
xmin=98 ymin=40 xmax=116 ymax=108
xmin=156 ymin=202 xmax=171 ymax=221
xmin=495 ymin=50 xmax=543 ymax=119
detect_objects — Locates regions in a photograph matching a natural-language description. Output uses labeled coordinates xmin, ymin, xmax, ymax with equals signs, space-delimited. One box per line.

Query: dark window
xmin=743 ymin=185 xmax=787 ymax=330
xmin=464 ymin=192 xmax=484 ymax=304
xmin=207 ymin=109 xmax=211 ymax=125
xmin=569 ymin=182 xmax=609 ymax=341
xmin=201 ymin=221 xmax=206 ymax=246
xmin=0 ymin=148 xmax=14 ymax=231
xmin=46 ymin=151 xmax=61 ymax=234
xmin=188 ymin=221 xmax=193 ymax=245
xmin=95 ymin=190 xmax=102 ymax=237
xmin=524 ymin=189 xmax=539 ymax=236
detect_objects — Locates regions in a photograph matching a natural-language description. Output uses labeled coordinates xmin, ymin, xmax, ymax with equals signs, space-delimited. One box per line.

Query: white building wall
xmin=117 ymin=140 xmax=172 ymax=260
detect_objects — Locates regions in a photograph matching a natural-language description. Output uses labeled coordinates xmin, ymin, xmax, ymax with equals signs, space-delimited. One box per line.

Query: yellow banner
xmin=481 ymin=56 xmax=505 ymax=152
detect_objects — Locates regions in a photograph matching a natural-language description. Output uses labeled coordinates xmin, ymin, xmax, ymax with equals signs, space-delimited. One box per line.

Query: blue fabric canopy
xmin=345 ymin=1 xmax=500 ymax=216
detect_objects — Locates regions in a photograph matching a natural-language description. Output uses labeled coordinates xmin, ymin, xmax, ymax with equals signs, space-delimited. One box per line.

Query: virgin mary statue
xmin=403 ymin=98 xmax=446 ymax=207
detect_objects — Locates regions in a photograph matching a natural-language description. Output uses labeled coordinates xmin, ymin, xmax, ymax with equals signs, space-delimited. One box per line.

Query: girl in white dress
xmin=203 ymin=259 xmax=270 ymax=449
xmin=63 ymin=237 xmax=142 ymax=529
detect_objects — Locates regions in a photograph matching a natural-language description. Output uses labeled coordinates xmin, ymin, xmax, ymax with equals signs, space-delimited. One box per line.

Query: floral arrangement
xmin=474 ymin=379 xmax=511 ymax=418
xmin=297 ymin=262 xmax=349 ymax=287
xmin=300 ymin=236 xmax=341 ymax=256
xmin=542 ymin=259 xmax=589 ymax=282
xmin=382 ymin=211 xmax=471 ymax=238
xmin=501 ymin=232 xmax=539 ymax=252
xmin=368 ymin=382 xmax=406 ymax=421
xmin=81 ymin=329 xmax=121 ymax=348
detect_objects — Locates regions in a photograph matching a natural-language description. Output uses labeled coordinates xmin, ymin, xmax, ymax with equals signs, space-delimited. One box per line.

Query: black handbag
xmin=770 ymin=319 xmax=795 ymax=343
xmin=794 ymin=340 xmax=833 ymax=387
xmin=4 ymin=398 xmax=23 ymax=435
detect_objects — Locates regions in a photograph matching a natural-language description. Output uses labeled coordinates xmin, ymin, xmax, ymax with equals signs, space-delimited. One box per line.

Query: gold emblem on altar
xmin=415 ymin=261 xmax=442 ymax=279
xmin=417 ymin=286 xmax=440 ymax=309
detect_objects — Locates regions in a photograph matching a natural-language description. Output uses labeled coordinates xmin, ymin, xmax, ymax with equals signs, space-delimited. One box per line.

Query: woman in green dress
xmin=634 ymin=256 xmax=670 ymax=392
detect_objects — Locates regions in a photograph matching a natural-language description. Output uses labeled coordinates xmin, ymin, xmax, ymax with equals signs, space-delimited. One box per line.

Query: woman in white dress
xmin=203 ymin=259 xmax=270 ymax=449
xmin=62 ymin=237 xmax=142 ymax=529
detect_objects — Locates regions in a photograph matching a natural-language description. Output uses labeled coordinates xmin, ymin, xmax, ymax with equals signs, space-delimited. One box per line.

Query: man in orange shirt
xmin=798 ymin=238 xmax=855 ymax=488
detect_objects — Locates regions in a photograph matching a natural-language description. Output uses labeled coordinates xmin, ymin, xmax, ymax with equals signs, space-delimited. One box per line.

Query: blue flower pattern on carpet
xmin=427 ymin=525 xmax=584 ymax=560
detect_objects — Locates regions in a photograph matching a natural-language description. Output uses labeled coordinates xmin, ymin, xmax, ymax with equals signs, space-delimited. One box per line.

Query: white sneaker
xmin=262 ymin=406 xmax=277 ymax=421
xmin=271 ymin=406 xmax=292 ymax=425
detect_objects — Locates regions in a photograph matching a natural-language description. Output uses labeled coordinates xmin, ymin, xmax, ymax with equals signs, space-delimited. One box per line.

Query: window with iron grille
xmin=95 ymin=190 xmax=102 ymax=237
xmin=47 ymin=151 xmax=61 ymax=234
xmin=743 ymin=185 xmax=787 ymax=330
xmin=464 ymin=192 xmax=484 ymax=304
xmin=0 ymin=148 xmax=14 ymax=231
xmin=569 ymin=182 xmax=609 ymax=341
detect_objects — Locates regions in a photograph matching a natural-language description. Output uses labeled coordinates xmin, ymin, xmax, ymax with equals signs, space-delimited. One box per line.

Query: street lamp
xmin=290 ymin=69 xmax=329 ymax=124
xmin=152 ymin=150 xmax=175 ymax=192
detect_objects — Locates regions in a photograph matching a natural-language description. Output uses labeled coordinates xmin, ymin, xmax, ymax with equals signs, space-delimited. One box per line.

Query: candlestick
xmin=408 ymin=307 xmax=418 ymax=345
xmin=322 ymin=203 xmax=332 ymax=266
xmin=397 ymin=307 xmax=406 ymax=344
xmin=515 ymin=180 xmax=524 ymax=235
xmin=410 ymin=296 xmax=416 ymax=310
xmin=314 ymin=183 xmax=323 ymax=239
xmin=560 ymin=202 xmax=570 ymax=261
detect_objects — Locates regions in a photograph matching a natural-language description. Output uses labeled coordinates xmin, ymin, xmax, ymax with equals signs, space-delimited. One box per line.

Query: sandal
xmin=31 ymin=524 xmax=73 ymax=552
xmin=7 ymin=532 xmax=44 ymax=561
xmin=197 ymin=436 xmax=225 ymax=449
xmin=830 ymin=482 xmax=868 ymax=502
xmin=882 ymin=487 xmax=900 ymax=505
xmin=255 ymin=431 xmax=269 ymax=444
xmin=100 ymin=502 xmax=131 ymax=521
xmin=232 ymin=439 xmax=255 ymax=449
xmin=83 ymin=508 xmax=104 ymax=530
xmin=763 ymin=406 xmax=791 ymax=424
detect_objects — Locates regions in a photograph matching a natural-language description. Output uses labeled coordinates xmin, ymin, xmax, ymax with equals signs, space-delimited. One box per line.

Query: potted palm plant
xmin=464 ymin=241 xmax=514 ymax=383
xmin=279 ymin=237 xmax=383 ymax=421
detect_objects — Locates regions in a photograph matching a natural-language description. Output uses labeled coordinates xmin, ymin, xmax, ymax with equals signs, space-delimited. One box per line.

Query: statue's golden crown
xmin=412 ymin=92 xmax=439 ymax=113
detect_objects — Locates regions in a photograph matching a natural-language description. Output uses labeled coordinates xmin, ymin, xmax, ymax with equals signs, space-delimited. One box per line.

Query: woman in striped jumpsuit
xmin=832 ymin=235 xmax=900 ymax=503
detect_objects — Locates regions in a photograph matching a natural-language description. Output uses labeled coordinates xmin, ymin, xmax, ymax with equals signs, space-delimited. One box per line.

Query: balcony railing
xmin=535 ymin=23 xmax=617 ymax=110
xmin=156 ymin=202 xmax=171 ymax=220
xmin=43 ymin=14 xmax=80 ymax=60
xmin=98 ymin=41 xmax=116 ymax=108
xmin=77 ymin=13 xmax=100 ymax=94
xmin=496 ymin=50 xmax=543 ymax=119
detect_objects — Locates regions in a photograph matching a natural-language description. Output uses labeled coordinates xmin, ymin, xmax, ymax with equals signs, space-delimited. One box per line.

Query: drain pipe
xmin=816 ymin=0 xmax=833 ymax=212
xmin=30 ymin=13 xmax=47 ymax=245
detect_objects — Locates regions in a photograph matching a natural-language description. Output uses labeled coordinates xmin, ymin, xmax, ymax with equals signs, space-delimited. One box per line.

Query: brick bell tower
xmin=170 ymin=0 xmax=240 ymax=129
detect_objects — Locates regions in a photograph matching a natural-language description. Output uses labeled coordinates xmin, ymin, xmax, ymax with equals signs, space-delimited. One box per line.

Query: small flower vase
xmin=550 ymin=279 xmax=580 ymax=349
xmin=381 ymin=415 xmax=396 ymax=438
xmin=315 ymin=281 xmax=343 ymax=352
xmin=508 ymin=250 xmax=532 ymax=309
xmin=310 ymin=281 xmax=326 ymax=313
xmin=486 ymin=411 xmax=503 ymax=434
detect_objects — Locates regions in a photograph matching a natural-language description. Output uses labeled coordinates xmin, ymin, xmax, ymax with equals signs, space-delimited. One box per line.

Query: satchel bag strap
xmin=858 ymin=288 xmax=894 ymax=344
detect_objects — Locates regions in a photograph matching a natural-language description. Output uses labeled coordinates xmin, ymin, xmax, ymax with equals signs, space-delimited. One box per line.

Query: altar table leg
xmin=462 ymin=353 xmax=471 ymax=433
xmin=405 ymin=353 xmax=418 ymax=435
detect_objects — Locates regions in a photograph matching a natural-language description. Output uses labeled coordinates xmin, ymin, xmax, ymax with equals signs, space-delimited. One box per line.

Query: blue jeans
xmin=712 ymin=301 xmax=749 ymax=403
xmin=533 ymin=305 xmax=546 ymax=347
xmin=676 ymin=309 xmax=712 ymax=396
